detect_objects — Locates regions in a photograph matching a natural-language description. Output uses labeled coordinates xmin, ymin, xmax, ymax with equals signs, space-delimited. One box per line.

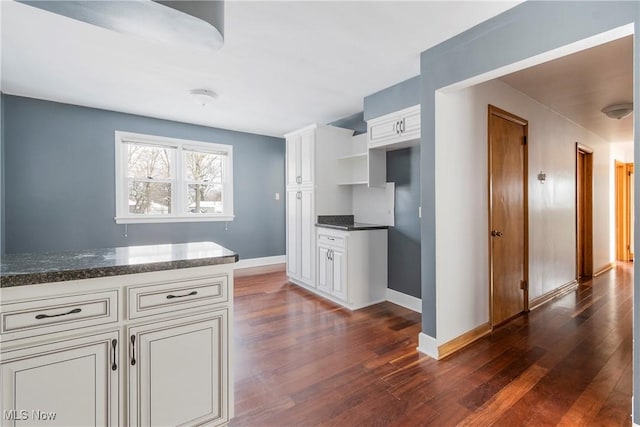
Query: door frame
xmin=575 ymin=143 xmax=594 ymax=279
xmin=488 ymin=104 xmax=529 ymax=327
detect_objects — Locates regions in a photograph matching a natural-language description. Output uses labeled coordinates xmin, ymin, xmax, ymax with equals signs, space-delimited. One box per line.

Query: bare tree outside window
xmin=127 ymin=144 xmax=173 ymax=214
xmin=185 ymin=150 xmax=224 ymax=214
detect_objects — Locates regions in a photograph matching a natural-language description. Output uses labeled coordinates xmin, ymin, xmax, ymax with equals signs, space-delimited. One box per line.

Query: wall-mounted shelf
xmin=336 ymin=134 xmax=385 ymax=188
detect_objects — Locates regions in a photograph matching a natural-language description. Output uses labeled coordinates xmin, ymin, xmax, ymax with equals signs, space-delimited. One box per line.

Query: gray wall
xmin=361 ymin=76 xmax=422 ymax=298
xmin=3 ymin=95 xmax=285 ymax=259
xmin=363 ymin=76 xmax=420 ymax=121
xmin=418 ymin=1 xmax=639 ymax=421
xmin=386 ymin=147 xmax=421 ymax=298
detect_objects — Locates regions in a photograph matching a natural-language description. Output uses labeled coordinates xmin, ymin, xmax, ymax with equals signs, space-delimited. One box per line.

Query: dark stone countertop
xmin=315 ymin=222 xmax=390 ymax=231
xmin=315 ymin=216 xmax=388 ymax=231
xmin=1 ymin=241 xmax=239 ymax=288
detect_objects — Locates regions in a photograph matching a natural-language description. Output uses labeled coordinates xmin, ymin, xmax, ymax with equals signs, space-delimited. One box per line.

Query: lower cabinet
xmin=315 ymin=228 xmax=387 ymax=310
xmin=0 ymin=264 xmax=234 ymax=427
xmin=128 ymin=310 xmax=229 ymax=427
xmin=0 ymin=331 xmax=120 ymax=427
xmin=317 ymin=245 xmax=347 ymax=301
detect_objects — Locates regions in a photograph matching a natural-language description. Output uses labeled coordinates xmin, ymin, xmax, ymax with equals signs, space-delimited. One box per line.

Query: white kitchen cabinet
xmin=1 ymin=331 xmax=119 ymax=427
xmin=315 ymin=227 xmax=387 ymax=310
xmin=286 ymin=128 xmax=314 ymax=188
xmin=285 ymin=124 xmax=354 ymax=289
xmin=367 ymin=104 xmax=420 ymax=150
xmin=1 ymin=262 xmax=235 ymax=427
xmin=128 ymin=310 xmax=228 ymax=427
xmin=286 ymin=188 xmax=315 ymax=286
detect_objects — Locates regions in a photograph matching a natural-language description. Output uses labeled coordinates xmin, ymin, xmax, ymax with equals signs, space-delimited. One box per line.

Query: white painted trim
xmin=417 ymin=332 xmax=439 ymax=359
xmin=234 ymin=255 xmax=285 ymax=270
xmin=386 ymin=288 xmax=422 ymax=313
xmin=115 ymin=215 xmax=234 ymax=224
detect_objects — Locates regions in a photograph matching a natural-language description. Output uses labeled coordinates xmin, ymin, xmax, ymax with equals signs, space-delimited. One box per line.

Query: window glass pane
xmin=185 ymin=151 xmax=223 ymax=183
xmin=187 ymin=184 xmax=222 ymax=214
xmin=127 ymin=144 xmax=173 ymax=179
xmin=128 ymin=181 xmax=172 ymax=214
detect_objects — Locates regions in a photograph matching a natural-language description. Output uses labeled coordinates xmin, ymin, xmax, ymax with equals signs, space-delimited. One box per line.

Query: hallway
xmin=230 ymin=264 xmax=633 ymax=426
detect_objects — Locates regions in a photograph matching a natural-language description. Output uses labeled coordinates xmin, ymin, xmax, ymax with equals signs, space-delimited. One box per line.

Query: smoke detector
xmin=190 ymin=89 xmax=218 ymax=107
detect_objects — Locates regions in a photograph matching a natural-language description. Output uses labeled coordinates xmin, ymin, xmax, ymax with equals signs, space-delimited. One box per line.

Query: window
xmin=115 ymin=131 xmax=233 ymax=223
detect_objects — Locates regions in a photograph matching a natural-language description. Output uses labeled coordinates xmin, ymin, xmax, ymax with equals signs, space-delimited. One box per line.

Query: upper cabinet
xmin=286 ymin=128 xmax=315 ymax=188
xmin=367 ymin=104 xmax=420 ymax=151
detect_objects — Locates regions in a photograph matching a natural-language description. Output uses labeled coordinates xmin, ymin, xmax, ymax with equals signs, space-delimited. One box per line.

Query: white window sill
xmin=115 ymin=215 xmax=235 ymax=224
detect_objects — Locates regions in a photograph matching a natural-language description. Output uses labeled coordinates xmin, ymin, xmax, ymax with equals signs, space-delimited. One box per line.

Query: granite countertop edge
xmin=1 ymin=253 xmax=239 ymax=288
xmin=315 ymin=223 xmax=389 ymax=231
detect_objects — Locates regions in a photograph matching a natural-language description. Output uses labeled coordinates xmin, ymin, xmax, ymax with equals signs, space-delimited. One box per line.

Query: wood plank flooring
xmin=229 ymin=264 xmax=633 ymax=426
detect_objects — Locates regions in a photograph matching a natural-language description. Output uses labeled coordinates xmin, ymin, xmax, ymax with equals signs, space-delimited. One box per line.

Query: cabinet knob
xmin=491 ymin=230 xmax=503 ymax=237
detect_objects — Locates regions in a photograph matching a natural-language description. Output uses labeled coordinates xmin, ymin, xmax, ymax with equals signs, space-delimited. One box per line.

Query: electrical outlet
xmin=275 ymin=192 xmax=280 ymax=201
xmin=418 ymin=206 xmax=422 ymax=218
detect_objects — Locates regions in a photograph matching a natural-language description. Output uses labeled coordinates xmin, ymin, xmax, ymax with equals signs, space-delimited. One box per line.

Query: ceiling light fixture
xmin=190 ymin=89 xmax=218 ymax=107
xmin=602 ymin=103 xmax=633 ymax=120
xmin=17 ymin=0 xmax=224 ymax=52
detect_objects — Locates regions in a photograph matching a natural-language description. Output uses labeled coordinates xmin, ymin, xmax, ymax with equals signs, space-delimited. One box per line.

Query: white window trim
xmin=114 ymin=131 xmax=234 ymax=224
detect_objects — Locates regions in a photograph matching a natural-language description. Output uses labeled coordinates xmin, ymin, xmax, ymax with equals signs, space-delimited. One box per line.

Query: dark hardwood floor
xmin=229 ymin=264 xmax=633 ymax=426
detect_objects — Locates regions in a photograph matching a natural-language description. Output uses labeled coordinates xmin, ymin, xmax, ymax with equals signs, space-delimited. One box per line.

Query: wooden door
xmin=128 ymin=311 xmax=228 ymax=427
xmin=488 ymin=105 xmax=528 ymax=327
xmin=1 ymin=331 xmax=119 ymax=427
xmin=616 ymin=161 xmax=634 ymax=261
xmin=576 ymin=146 xmax=594 ymax=278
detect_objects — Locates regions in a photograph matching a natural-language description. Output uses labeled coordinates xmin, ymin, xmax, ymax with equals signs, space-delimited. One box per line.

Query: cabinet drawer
xmin=128 ymin=275 xmax=228 ymax=320
xmin=1 ymin=290 xmax=119 ymax=340
xmin=317 ymin=233 xmax=346 ymax=248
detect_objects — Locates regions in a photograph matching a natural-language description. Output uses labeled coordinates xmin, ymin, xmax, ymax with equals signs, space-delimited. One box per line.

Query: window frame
xmin=114 ymin=131 xmax=234 ymax=224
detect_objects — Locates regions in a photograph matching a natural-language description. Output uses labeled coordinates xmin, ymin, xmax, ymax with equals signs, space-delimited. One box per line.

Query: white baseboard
xmin=234 ymin=255 xmax=285 ymax=270
xmin=417 ymin=332 xmax=439 ymax=359
xmin=386 ymin=288 xmax=422 ymax=313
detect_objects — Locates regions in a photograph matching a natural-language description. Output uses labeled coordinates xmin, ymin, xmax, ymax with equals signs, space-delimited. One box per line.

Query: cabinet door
xmin=1 ymin=331 xmax=119 ymax=427
xmin=401 ymin=106 xmax=421 ymax=139
xmin=317 ymin=246 xmax=332 ymax=294
xmin=331 ymin=248 xmax=348 ymax=302
xmin=286 ymin=190 xmax=300 ymax=280
xmin=299 ymin=189 xmax=315 ymax=286
xmin=368 ymin=114 xmax=400 ymax=148
xmin=128 ymin=311 xmax=228 ymax=427
xmin=299 ymin=129 xmax=315 ymax=187
xmin=286 ymin=136 xmax=300 ymax=187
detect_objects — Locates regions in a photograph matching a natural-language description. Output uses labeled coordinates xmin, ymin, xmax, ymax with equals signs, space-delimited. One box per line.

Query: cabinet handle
xmin=166 ymin=290 xmax=198 ymax=299
xmin=395 ymin=121 xmax=400 ymax=134
xmin=296 ymin=191 xmax=302 ymax=200
xmin=111 ymin=339 xmax=118 ymax=371
xmin=401 ymin=118 xmax=405 ymax=133
xmin=296 ymin=176 xmax=302 ymax=184
xmin=130 ymin=335 xmax=136 ymax=366
xmin=328 ymin=249 xmax=333 ymax=261
xmin=35 ymin=307 xmax=81 ymax=320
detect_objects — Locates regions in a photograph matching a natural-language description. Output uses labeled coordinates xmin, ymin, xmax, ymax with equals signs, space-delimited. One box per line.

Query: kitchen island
xmin=0 ymin=241 xmax=237 ymax=427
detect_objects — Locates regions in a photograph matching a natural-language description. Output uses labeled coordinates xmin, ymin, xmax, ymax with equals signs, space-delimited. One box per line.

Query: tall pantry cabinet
xmin=285 ymin=124 xmax=354 ymax=288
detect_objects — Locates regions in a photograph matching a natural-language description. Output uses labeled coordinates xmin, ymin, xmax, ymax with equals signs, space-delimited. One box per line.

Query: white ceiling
xmin=499 ymin=35 xmax=633 ymax=143
xmin=1 ymin=0 xmax=521 ymax=138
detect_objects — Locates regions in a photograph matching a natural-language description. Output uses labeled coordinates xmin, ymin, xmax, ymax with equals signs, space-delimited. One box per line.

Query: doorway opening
xmin=576 ymin=144 xmax=594 ymax=280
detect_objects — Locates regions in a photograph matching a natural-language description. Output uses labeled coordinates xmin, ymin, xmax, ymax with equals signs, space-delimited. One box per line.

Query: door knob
xmin=491 ymin=230 xmax=503 ymax=237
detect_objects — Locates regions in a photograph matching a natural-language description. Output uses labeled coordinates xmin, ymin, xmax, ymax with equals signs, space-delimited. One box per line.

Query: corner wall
xmin=3 ymin=95 xmax=286 ymax=258
xmin=435 ymin=79 xmax=612 ymax=343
